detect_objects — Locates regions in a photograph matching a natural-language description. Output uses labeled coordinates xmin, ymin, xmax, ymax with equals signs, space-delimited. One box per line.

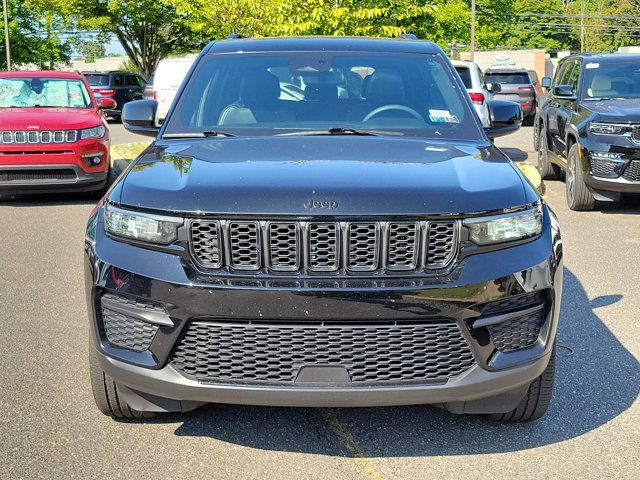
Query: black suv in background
xmin=485 ymin=68 xmax=538 ymax=125
xmin=82 ymin=70 xmax=147 ymax=121
xmin=535 ymin=54 xmax=640 ymax=210
xmin=85 ymin=37 xmax=562 ymax=422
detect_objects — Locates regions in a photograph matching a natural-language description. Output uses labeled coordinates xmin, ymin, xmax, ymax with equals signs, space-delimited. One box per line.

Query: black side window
xmin=136 ymin=75 xmax=147 ymax=87
xmin=112 ymin=74 xmax=125 ymax=87
xmin=567 ymin=61 xmax=582 ymax=92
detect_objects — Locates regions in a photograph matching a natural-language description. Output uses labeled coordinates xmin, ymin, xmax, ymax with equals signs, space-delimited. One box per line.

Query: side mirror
xmin=553 ymin=84 xmax=576 ymax=99
xmin=541 ymin=77 xmax=552 ymax=89
xmin=122 ymin=100 xmax=160 ymax=137
xmin=488 ymin=82 xmax=502 ymax=93
xmin=98 ymin=97 xmax=117 ymax=110
xmin=484 ymin=99 xmax=522 ymax=139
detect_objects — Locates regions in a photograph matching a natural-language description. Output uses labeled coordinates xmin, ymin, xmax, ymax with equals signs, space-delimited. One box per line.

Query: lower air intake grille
xmin=171 ymin=320 xmax=476 ymax=384
xmin=622 ymin=160 xmax=640 ymax=182
xmin=0 ymin=169 xmax=77 ymax=182
xmin=488 ymin=310 xmax=544 ymax=352
xmin=100 ymin=293 xmax=160 ymax=352
xmin=589 ymin=157 xmax=619 ymax=177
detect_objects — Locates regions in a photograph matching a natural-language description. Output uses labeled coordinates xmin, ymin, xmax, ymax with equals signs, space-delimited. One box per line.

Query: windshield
xmin=454 ymin=66 xmax=473 ymax=89
xmin=583 ymin=61 xmax=640 ymax=99
xmin=485 ymin=72 xmax=531 ymax=85
xmin=163 ymin=52 xmax=481 ymax=140
xmin=84 ymin=74 xmax=110 ymax=86
xmin=0 ymin=77 xmax=92 ymax=108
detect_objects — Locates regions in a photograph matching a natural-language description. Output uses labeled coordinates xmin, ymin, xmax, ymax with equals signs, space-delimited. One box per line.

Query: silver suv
xmin=451 ymin=60 xmax=492 ymax=127
xmin=485 ymin=68 xmax=537 ymax=125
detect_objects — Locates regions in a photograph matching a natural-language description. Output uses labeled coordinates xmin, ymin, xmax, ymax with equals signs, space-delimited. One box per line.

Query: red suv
xmin=0 ymin=71 xmax=115 ymax=197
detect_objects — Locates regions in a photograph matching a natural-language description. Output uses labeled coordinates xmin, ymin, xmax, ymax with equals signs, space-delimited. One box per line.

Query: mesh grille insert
xmin=622 ymin=160 xmax=640 ymax=182
xmin=387 ymin=223 xmax=419 ymax=270
xmin=488 ymin=310 xmax=544 ymax=352
xmin=590 ymin=157 xmax=619 ymax=177
xmin=171 ymin=320 xmax=476 ymax=384
xmin=269 ymin=223 xmax=299 ymax=270
xmin=348 ymin=223 xmax=378 ymax=271
xmin=100 ymin=293 xmax=160 ymax=352
xmin=228 ymin=222 xmax=260 ymax=270
xmin=308 ymin=223 xmax=339 ymax=271
xmin=0 ymin=169 xmax=77 ymax=182
xmin=190 ymin=221 xmax=221 ymax=268
xmin=427 ymin=222 xmax=457 ymax=268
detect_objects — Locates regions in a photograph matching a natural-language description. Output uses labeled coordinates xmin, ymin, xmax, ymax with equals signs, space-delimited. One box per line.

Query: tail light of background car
xmin=518 ymin=86 xmax=535 ymax=92
xmin=96 ymin=89 xmax=116 ymax=97
xmin=469 ymin=92 xmax=485 ymax=104
xmin=521 ymin=104 xmax=533 ymax=109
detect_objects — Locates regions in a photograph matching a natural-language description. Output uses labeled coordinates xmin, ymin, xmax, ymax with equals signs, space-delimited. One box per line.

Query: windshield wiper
xmin=278 ymin=127 xmax=402 ymax=137
xmin=584 ymin=97 xmax=627 ymax=101
xmin=163 ymin=130 xmax=237 ymax=139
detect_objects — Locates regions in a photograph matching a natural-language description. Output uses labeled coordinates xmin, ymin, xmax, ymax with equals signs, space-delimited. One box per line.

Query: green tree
xmin=69 ymin=0 xmax=202 ymax=77
xmin=504 ymin=0 xmax=578 ymax=51
xmin=0 ymin=0 xmax=73 ymax=69
xmin=80 ymin=40 xmax=106 ymax=63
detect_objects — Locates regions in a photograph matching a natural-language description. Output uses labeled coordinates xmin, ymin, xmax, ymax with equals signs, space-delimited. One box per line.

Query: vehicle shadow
xmin=0 ymin=193 xmax=98 ymax=208
xmin=163 ymin=267 xmax=638 ymax=456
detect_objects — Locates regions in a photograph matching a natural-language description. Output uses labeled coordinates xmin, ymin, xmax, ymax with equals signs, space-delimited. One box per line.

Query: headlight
xmin=588 ymin=123 xmax=628 ymax=135
xmin=104 ymin=204 xmax=182 ymax=244
xmin=79 ymin=125 xmax=106 ymax=139
xmin=465 ymin=204 xmax=542 ymax=245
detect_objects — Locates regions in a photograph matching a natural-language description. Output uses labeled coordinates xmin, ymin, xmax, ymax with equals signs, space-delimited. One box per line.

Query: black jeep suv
xmin=85 ymin=37 xmax=562 ymax=422
xmin=535 ymin=54 xmax=640 ymax=210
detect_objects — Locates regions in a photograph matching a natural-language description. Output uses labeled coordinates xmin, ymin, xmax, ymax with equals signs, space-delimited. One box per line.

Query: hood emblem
xmin=304 ymin=199 xmax=338 ymax=210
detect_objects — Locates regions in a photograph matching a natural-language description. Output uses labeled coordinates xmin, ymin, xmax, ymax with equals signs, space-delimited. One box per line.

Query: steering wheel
xmin=362 ymin=104 xmax=424 ymax=123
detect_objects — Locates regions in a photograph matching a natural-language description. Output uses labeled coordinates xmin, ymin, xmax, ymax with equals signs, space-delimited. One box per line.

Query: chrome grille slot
xmin=387 ymin=222 xmax=419 ymax=270
xmin=348 ymin=223 xmax=378 ymax=271
xmin=427 ymin=222 xmax=457 ymax=268
xmin=308 ymin=223 xmax=339 ymax=271
xmin=228 ymin=222 xmax=260 ymax=270
xmin=0 ymin=130 xmax=79 ymax=144
xmin=190 ymin=220 xmax=222 ymax=268
xmin=268 ymin=223 xmax=299 ymax=270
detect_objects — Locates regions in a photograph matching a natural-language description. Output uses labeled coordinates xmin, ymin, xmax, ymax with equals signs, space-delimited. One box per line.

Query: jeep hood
xmin=116 ymin=136 xmax=534 ymax=216
xmin=585 ymin=98 xmax=640 ymax=123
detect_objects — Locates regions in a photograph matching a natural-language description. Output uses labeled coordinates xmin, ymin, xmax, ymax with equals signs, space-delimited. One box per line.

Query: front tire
xmin=566 ymin=144 xmax=595 ymax=211
xmin=89 ymin=349 xmax=156 ymax=419
xmin=489 ymin=345 xmax=556 ymax=422
xmin=537 ymin=127 xmax=559 ymax=180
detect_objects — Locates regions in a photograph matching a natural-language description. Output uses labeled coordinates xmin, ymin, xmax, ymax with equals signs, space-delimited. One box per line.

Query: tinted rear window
xmin=485 ymin=72 xmax=531 ymax=85
xmin=454 ymin=67 xmax=473 ymax=89
xmin=164 ymin=51 xmax=481 ymax=140
xmin=84 ymin=74 xmax=109 ymax=86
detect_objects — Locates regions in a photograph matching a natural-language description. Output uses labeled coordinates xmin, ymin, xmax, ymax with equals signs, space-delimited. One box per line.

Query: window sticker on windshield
xmin=585 ymin=63 xmax=599 ymax=69
xmin=428 ymin=109 xmax=460 ymax=124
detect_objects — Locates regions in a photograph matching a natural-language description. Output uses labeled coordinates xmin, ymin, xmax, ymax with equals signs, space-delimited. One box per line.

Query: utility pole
xmin=470 ymin=0 xmax=476 ymax=61
xmin=2 ymin=0 xmax=10 ymax=70
xmin=580 ymin=0 xmax=585 ymax=52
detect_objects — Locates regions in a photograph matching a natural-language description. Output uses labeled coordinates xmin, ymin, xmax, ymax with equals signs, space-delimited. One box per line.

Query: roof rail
xmin=398 ymin=33 xmax=418 ymax=40
xmin=226 ymin=33 xmax=246 ymax=40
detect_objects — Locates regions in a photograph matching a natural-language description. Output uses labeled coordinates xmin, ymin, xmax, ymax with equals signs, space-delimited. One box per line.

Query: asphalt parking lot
xmin=0 ymin=124 xmax=638 ymax=479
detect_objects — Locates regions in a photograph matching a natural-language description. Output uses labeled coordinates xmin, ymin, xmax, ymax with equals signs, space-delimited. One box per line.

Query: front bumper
xmin=580 ymin=139 xmax=640 ymax=197
xmin=85 ymin=205 xmax=562 ymax=412
xmin=0 ymin=138 xmax=109 ymax=195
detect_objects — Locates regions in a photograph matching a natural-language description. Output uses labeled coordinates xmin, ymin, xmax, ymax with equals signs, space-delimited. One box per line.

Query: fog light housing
xmin=82 ymin=152 xmax=103 ymax=167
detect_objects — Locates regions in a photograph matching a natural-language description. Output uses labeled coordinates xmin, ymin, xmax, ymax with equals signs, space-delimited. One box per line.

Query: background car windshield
xmin=84 ymin=74 xmax=110 ymax=86
xmin=0 ymin=78 xmax=92 ymax=108
xmin=583 ymin=62 xmax=640 ymax=99
xmin=164 ymin=52 xmax=481 ymax=139
xmin=485 ymin=72 xmax=531 ymax=84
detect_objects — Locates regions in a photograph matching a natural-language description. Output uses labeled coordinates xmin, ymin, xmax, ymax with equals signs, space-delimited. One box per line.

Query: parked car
xmin=451 ymin=60 xmax=492 ymax=127
xmin=148 ymin=56 xmax=197 ymax=123
xmin=82 ymin=70 xmax=147 ymax=121
xmin=86 ymin=36 xmax=561 ymax=423
xmin=485 ymin=68 xmax=537 ymax=125
xmin=0 ymin=70 xmax=114 ymax=197
xmin=143 ymin=73 xmax=154 ymax=100
xmin=535 ymin=53 xmax=640 ymax=210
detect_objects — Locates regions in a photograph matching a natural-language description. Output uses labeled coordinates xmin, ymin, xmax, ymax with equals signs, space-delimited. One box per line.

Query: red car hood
xmin=0 ymin=107 xmax=100 ymax=130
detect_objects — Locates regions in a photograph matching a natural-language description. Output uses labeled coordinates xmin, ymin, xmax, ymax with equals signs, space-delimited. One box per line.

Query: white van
xmin=150 ymin=55 xmax=197 ymax=123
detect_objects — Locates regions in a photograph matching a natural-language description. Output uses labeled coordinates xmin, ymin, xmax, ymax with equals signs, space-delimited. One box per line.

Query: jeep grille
xmin=189 ymin=219 xmax=459 ymax=274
